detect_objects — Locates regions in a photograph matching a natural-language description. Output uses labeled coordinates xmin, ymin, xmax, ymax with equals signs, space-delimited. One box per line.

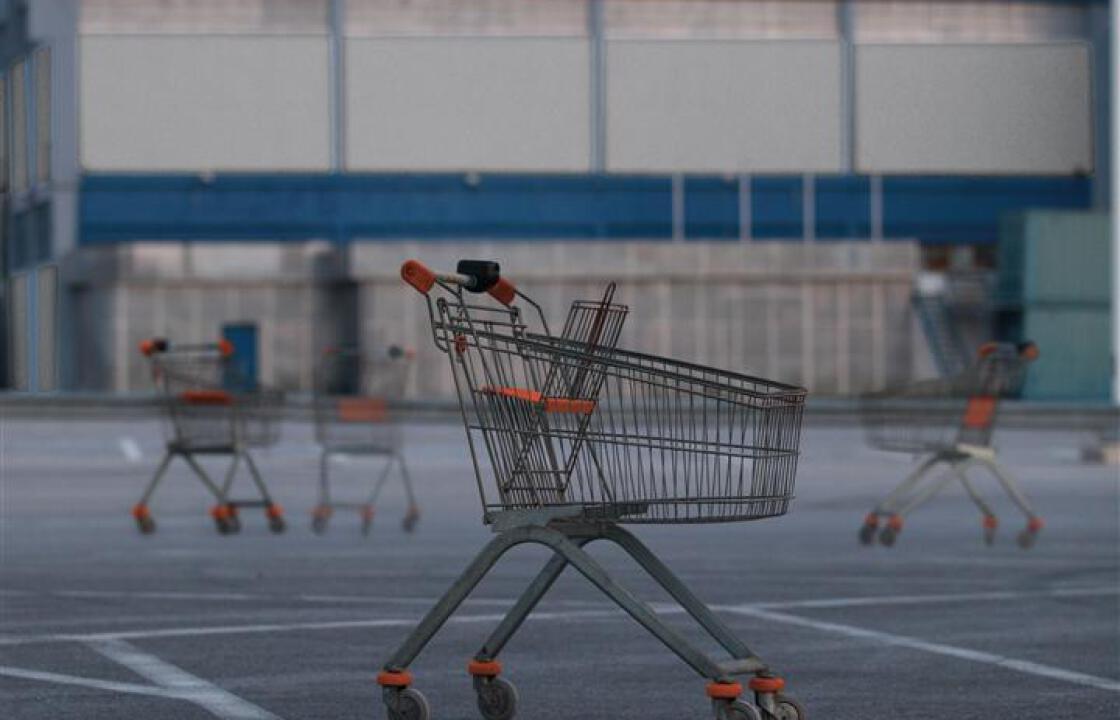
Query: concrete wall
xmin=61 ymin=242 xmax=352 ymax=392
xmin=350 ymin=240 xmax=920 ymax=400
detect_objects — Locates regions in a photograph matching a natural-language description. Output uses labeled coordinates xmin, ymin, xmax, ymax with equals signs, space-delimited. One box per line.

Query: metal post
xmin=837 ymin=0 xmax=856 ymax=174
xmin=870 ymin=174 xmax=883 ymax=242
xmin=588 ymin=0 xmax=606 ymax=172
xmin=738 ymin=173 xmax=751 ymax=242
xmin=1113 ymin=0 xmax=1119 ymax=404
xmin=802 ymin=173 xmax=815 ymax=243
xmin=328 ymin=0 xmax=345 ymax=173
xmin=672 ymin=173 xmax=685 ymax=243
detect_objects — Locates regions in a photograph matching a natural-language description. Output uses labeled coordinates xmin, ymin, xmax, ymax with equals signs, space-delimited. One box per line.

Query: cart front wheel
xmin=311 ymin=514 xmax=329 ymax=535
xmin=1017 ymin=528 xmax=1037 ymax=549
xmin=766 ymin=695 xmax=807 ymax=720
xmin=717 ymin=700 xmax=763 ymax=720
xmin=475 ymin=676 xmax=518 ymax=720
xmin=268 ymin=515 xmax=286 ymax=534
xmin=136 ymin=515 xmax=156 ymax=534
xmin=857 ymin=523 xmax=876 ymax=546
xmin=226 ymin=508 xmax=242 ymax=534
xmin=402 ymin=506 xmax=420 ymax=534
xmin=385 ymin=687 xmax=431 ymax=720
xmin=878 ymin=526 xmax=898 ymax=547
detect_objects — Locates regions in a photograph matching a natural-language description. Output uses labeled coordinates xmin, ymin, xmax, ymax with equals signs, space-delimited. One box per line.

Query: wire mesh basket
xmin=314 ymin=347 xmax=412 ymax=453
xmin=861 ymin=341 xmax=1037 ymax=455
xmin=409 ymin=259 xmax=807 ymax=525
xmin=146 ymin=340 xmax=283 ymax=450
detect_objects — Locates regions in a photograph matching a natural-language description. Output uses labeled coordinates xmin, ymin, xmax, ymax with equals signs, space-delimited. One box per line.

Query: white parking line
xmin=118 ymin=437 xmax=143 ymax=464
xmin=750 ymin=585 xmax=1119 ymax=610
xmin=89 ymin=638 xmax=280 ymax=719
xmin=718 ymin=605 xmax=1120 ymax=694
xmin=0 ymin=665 xmax=188 ymax=699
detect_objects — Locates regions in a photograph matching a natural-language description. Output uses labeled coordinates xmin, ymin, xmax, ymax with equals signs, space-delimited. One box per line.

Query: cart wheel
xmin=857 ymin=522 xmax=876 ymax=546
xmin=311 ymin=514 xmax=329 ymax=535
xmin=268 ymin=515 xmax=286 ymax=534
xmin=718 ymin=700 xmax=763 ymax=720
xmin=385 ymin=687 xmax=431 ymax=720
xmin=136 ymin=515 xmax=156 ymax=535
xmin=226 ymin=508 xmax=242 ymax=534
xmin=402 ymin=506 xmax=420 ymax=534
xmin=766 ymin=695 xmax=807 ymax=720
xmin=878 ymin=526 xmax=898 ymax=547
xmin=214 ymin=516 xmax=232 ymax=534
xmin=1017 ymin=529 xmax=1037 ymax=549
xmin=475 ymin=676 xmax=518 ymax=720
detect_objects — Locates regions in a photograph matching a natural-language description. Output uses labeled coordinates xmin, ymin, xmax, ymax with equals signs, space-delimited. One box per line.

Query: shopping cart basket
xmin=311 ymin=345 xmax=419 ymax=535
xmin=376 ymin=260 xmax=808 ymax=720
xmin=131 ymin=338 xmax=286 ymax=535
xmin=858 ymin=341 xmax=1042 ymax=548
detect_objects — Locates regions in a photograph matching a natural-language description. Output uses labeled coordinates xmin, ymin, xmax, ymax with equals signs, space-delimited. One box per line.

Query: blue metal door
xmin=222 ymin=323 xmax=258 ymax=392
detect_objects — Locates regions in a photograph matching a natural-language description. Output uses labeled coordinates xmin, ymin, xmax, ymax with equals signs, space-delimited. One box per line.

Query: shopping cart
xmin=376 ymin=260 xmax=808 ymax=720
xmin=858 ymin=341 xmax=1042 ymax=548
xmin=131 ymin=338 xmax=286 ymax=535
xmin=311 ymin=345 xmax=419 ymax=535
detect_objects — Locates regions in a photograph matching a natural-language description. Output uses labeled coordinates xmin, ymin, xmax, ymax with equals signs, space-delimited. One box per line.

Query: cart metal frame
xmin=131 ymin=338 xmax=285 ymax=535
xmin=377 ymin=260 xmax=808 ymax=720
xmin=859 ymin=341 xmax=1042 ymax=548
xmin=312 ymin=346 xmax=419 ymax=535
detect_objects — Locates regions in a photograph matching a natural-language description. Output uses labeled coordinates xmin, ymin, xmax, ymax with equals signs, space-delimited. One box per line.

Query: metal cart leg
xmin=132 ymin=450 xmax=175 ymax=533
xmin=396 ymin=452 xmax=420 ymax=532
xmin=181 ymin=453 xmax=227 ymax=501
xmin=312 ymin=449 xmax=333 ymax=534
xmin=383 ymin=525 xmax=726 ymax=681
xmin=861 ymin=454 xmax=942 ymax=546
xmin=604 ymin=525 xmax=764 ymax=670
xmin=475 ymin=538 xmax=594 ymax=660
xmin=978 ymin=457 xmax=1043 ymax=548
xmin=952 ymin=460 xmax=999 ymax=544
xmin=242 ymin=450 xmax=285 ymax=533
xmin=218 ymin=453 xmax=241 ymax=497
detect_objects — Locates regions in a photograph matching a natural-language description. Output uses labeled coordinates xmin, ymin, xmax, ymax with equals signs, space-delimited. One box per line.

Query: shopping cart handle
xmin=139 ymin=338 xmax=169 ymax=356
xmin=1017 ymin=340 xmax=1040 ymax=361
xmin=456 ymin=260 xmax=516 ymax=306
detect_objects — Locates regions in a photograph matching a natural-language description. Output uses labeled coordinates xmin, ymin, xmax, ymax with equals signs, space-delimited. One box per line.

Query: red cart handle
xmin=400 ymin=259 xmax=517 ymax=306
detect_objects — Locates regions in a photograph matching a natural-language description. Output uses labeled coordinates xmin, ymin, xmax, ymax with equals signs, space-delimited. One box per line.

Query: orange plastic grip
xmin=488 ymin=277 xmax=516 ymax=306
xmin=401 ymin=260 xmax=437 ymax=294
xmin=1019 ymin=341 xmax=1040 ymax=361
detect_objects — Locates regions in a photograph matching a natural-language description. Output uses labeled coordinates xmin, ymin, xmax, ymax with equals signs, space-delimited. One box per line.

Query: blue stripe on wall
xmin=79 ymin=172 xmax=1092 ymax=246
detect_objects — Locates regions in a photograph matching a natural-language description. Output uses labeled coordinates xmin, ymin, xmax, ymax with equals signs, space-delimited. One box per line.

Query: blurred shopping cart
xmin=311 ymin=346 xmax=419 ymax=535
xmin=376 ymin=259 xmax=808 ymax=720
xmin=858 ymin=341 xmax=1042 ymax=548
xmin=131 ymin=338 xmax=286 ymax=535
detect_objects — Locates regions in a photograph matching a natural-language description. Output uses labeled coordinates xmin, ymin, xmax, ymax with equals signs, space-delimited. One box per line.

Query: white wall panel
xmin=606 ymin=41 xmax=842 ymax=173
xmin=80 ymin=36 xmax=330 ymax=171
xmin=856 ymin=44 xmax=1092 ymax=173
xmin=346 ymin=38 xmax=589 ymax=171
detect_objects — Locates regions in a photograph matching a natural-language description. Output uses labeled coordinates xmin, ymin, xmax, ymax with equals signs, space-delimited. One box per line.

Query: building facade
xmin=0 ymin=0 xmax=1106 ymax=395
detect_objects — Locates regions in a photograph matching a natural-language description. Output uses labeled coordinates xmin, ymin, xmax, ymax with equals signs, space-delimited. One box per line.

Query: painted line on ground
xmin=717 ymin=605 xmax=1120 ymax=694
xmin=89 ymin=638 xmax=281 ymax=719
xmin=118 ymin=437 xmax=143 ymax=464
xmin=0 ymin=665 xmax=189 ymax=700
xmin=19 ymin=583 xmax=1117 ymax=612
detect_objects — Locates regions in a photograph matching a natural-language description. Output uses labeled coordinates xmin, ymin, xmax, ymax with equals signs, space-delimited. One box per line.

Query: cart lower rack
xmin=858 ymin=341 xmax=1043 ymax=548
xmin=376 ymin=260 xmax=807 ymax=720
xmin=131 ymin=338 xmax=286 ymax=535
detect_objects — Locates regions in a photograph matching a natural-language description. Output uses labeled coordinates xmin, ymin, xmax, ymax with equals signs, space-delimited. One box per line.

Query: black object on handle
xmin=456 ymin=260 xmax=501 ymax=293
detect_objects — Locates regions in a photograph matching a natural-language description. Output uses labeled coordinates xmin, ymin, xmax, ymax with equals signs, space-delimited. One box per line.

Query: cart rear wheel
xmin=767 ymin=695 xmax=806 ymax=720
xmin=268 ymin=515 xmax=286 ymax=534
xmin=475 ymin=676 xmax=518 ymax=720
xmin=1017 ymin=528 xmax=1037 ymax=549
xmin=857 ymin=523 xmax=876 ymax=545
xmin=311 ymin=514 xmax=329 ymax=535
xmin=136 ymin=515 xmax=156 ymax=534
xmin=214 ymin=516 xmax=232 ymax=534
xmin=878 ymin=526 xmax=898 ymax=547
xmin=226 ymin=509 xmax=242 ymax=534
xmin=386 ymin=687 xmax=430 ymax=720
